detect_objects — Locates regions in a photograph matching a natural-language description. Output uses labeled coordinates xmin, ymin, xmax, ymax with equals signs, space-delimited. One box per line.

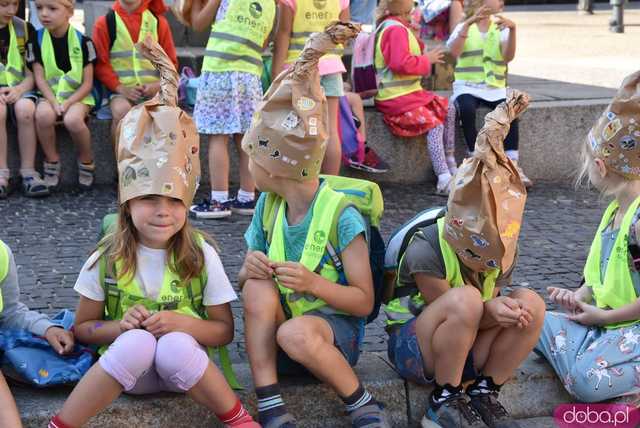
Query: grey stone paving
xmin=0 ymin=182 xmax=604 ymax=360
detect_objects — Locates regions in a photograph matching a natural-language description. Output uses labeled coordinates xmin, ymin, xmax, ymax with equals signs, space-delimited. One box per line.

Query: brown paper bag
xmin=444 ymin=90 xmax=530 ymax=272
xmin=116 ymin=36 xmax=201 ymax=208
xmin=242 ymin=22 xmax=360 ymax=180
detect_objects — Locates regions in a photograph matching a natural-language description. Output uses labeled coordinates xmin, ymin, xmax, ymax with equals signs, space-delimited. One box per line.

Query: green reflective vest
xmin=454 ymin=22 xmax=506 ymax=88
xmin=584 ymin=197 xmax=640 ymax=329
xmin=374 ymin=20 xmax=423 ymax=102
xmin=264 ymin=183 xmax=347 ymax=318
xmin=0 ymin=240 xmax=8 ymax=314
xmin=0 ymin=17 xmax=27 ymax=87
xmin=385 ymin=217 xmax=499 ymax=326
xmin=98 ymin=252 xmax=241 ymax=389
xmin=110 ymin=10 xmax=159 ymax=86
xmin=41 ymin=27 xmax=95 ymax=106
xmin=286 ymin=0 xmax=343 ymax=66
xmin=202 ymin=0 xmax=274 ymax=76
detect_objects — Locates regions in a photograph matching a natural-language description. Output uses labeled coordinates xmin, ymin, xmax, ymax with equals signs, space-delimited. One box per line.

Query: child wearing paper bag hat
xmin=384 ymin=91 xmax=545 ymax=428
xmin=535 ymin=71 xmax=640 ymax=403
xmin=240 ymin=23 xmax=391 ymax=428
xmin=48 ymin=38 xmax=259 ymax=428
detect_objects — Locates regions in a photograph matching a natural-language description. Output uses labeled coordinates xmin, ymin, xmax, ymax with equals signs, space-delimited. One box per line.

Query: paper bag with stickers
xmin=588 ymin=70 xmax=640 ymax=179
xmin=116 ymin=36 xmax=200 ymax=208
xmin=242 ymin=22 xmax=360 ymax=180
xmin=443 ymin=90 xmax=530 ymax=273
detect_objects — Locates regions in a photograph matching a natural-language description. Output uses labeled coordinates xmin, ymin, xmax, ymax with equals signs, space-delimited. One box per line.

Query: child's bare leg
xmin=277 ymin=316 xmax=359 ymax=396
xmin=14 ymin=99 xmax=37 ymax=170
xmin=35 ymin=101 xmax=59 ymax=163
xmin=233 ymin=134 xmax=255 ymax=194
xmin=0 ymin=104 xmax=8 ymax=171
xmin=345 ymin=91 xmax=366 ymax=141
xmin=0 ymin=370 xmax=22 ymax=428
xmin=109 ymin=96 xmax=133 ymax=147
xmin=63 ymin=103 xmax=93 ymax=164
xmin=322 ymin=96 xmax=341 ymax=175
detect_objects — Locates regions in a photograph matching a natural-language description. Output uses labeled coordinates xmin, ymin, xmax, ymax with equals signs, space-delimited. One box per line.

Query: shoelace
xmin=446 ymin=396 xmax=483 ymax=424
xmin=477 ymin=394 xmax=509 ymax=419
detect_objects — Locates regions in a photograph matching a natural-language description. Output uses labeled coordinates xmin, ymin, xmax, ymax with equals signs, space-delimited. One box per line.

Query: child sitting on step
xmin=28 ymin=0 xmax=97 ymax=190
xmin=240 ymin=25 xmax=389 ymax=428
xmin=0 ymin=239 xmax=75 ymax=428
xmin=374 ymin=0 xmax=454 ymax=196
xmin=0 ymin=0 xmax=49 ymax=198
xmin=48 ymin=39 xmax=258 ymax=428
xmin=384 ymin=92 xmax=544 ymax=428
xmin=536 ymin=71 xmax=640 ymax=403
xmin=92 ymin=0 xmax=177 ymax=146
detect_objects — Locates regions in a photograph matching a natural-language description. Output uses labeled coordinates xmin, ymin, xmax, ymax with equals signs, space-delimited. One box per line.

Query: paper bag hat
xmin=588 ymin=70 xmax=640 ymax=179
xmin=242 ymin=22 xmax=360 ymax=181
xmin=444 ymin=91 xmax=530 ymax=273
xmin=116 ymin=36 xmax=200 ymax=208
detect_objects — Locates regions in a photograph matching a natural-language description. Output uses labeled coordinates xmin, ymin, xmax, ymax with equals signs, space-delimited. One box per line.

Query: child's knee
xmin=35 ymin=104 xmax=56 ymax=126
xmin=99 ymin=329 xmax=157 ymax=390
xmin=63 ymin=110 xmax=87 ymax=133
xmin=242 ymin=279 xmax=279 ymax=316
xmin=511 ymin=288 xmax=546 ymax=330
xmin=155 ymin=332 xmax=208 ymax=391
xmin=276 ymin=319 xmax=324 ymax=361
xmin=443 ymin=287 xmax=483 ymax=325
xmin=14 ymin=100 xmax=35 ymax=124
xmin=110 ymin=99 xmax=131 ymax=122
xmin=570 ymin=364 xmax=613 ymax=403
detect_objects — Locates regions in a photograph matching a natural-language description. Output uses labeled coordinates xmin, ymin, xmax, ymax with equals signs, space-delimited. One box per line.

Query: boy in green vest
xmin=240 ymin=26 xmax=389 ymax=428
xmin=384 ymin=92 xmax=545 ymax=428
xmin=0 ymin=0 xmax=49 ymax=198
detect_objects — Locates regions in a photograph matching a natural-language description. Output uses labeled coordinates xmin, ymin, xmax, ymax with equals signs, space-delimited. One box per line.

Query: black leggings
xmin=456 ymin=94 xmax=519 ymax=153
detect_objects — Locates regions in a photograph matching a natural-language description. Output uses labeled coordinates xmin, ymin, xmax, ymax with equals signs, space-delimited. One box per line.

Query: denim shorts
xmin=387 ymin=317 xmax=477 ymax=385
xmin=320 ymin=72 xmax=345 ymax=98
xmin=277 ymin=311 xmax=364 ymax=376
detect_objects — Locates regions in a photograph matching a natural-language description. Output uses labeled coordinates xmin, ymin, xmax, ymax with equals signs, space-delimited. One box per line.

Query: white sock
xmin=211 ymin=190 xmax=229 ymax=203
xmin=506 ymin=150 xmax=519 ymax=161
xmin=437 ymin=172 xmax=452 ymax=186
xmin=237 ymin=189 xmax=255 ymax=203
xmin=20 ymin=168 xmax=37 ymax=178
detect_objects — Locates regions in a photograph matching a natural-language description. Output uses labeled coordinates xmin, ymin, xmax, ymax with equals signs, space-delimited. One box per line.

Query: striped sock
xmin=342 ymin=383 xmax=374 ymax=413
xmin=256 ymin=384 xmax=287 ymax=424
xmin=216 ymin=399 xmax=256 ymax=426
xmin=49 ymin=415 xmax=74 ymax=428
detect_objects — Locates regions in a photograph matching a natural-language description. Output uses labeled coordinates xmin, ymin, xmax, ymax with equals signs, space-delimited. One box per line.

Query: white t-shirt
xmin=447 ymin=23 xmax=511 ymax=102
xmin=74 ymin=242 xmax=237 ymax=306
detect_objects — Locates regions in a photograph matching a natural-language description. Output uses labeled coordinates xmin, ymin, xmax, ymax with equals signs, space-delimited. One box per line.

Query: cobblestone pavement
xmin=0 ymin=182 xmax=604 ymax=360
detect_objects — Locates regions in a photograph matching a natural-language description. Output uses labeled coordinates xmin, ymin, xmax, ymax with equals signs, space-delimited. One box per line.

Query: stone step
xmin=16 ymin=352 xmax=570 ymax=427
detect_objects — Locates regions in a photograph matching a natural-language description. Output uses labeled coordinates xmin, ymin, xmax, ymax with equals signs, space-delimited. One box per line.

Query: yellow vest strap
xmin=203 ymin=50 xmax=263 ymax=67
xmin=209 ymin=31 xmax=263 ymax=53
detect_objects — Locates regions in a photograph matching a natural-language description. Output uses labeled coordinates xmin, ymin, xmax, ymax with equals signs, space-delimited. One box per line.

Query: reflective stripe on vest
xmin=384 ymin=218 xmax=498 ymax=327
xmin=584 ymin=197 xmax=640 ymax=329
xmin=267 ymin=185 xmax=344 ymax=318
xmin=110 ymin=10 xmax=159 ymax=86
xmin=454 ymin=22 xmax=506 ymax=88
xmin=374 ymin=20 xmax=423 ymax=102
xmin=41 ymin=27 xmax=95 ymax=106
xmin=202 ymin=0 xmax=274 ymax=76
xmin=0 ymin=241 xmax=8 ymax=314
xmin=286 ymin=0 xmax=342 ymax=65
xmin=0 ymin=17 xmax=26 ymax=87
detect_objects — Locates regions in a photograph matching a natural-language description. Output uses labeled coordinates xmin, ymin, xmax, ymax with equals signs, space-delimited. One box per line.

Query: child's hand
xmin=547 ymin=286 xmax=578 ymax=312
xmin=243 ymin=250 xmax=274 ymax=280
xmin=61 ymin=100 xmax=72 ymax=114
xmin=120 ymin=304 xmax=151 ymax=331
xmin=141 ymin=82 xmax=160 ymax=99
xmin=485 ymin=296 xmax=524 ymax=328
xmin=0 ymin=86 xmax=21 ymax=104
xmin=568 ymin=301 xmax=607 ymax=326
xmin=44 ymin=326 xmax=75 ymax=355
xmin=466 ymin=5 xmax=492 ymax=25
xmin=54 ymin=102 xmax=65 ymax=117
xmin=426 ymin=46 xmax=446 ymax=65
xmin=513 ymin=297 xmax=535 ymax=329
xmin=272 ymin=261 xmax=316 ymax=294
xmin=493 ymin=15 xmax=515 ymax=30
xmin=117 ymin=85 xmax=143 ymax=102
xmin=141 ymin=311 xmax=183 ymax=337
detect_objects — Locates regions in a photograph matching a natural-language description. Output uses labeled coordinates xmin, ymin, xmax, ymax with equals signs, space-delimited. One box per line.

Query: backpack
xmin=383 ymin=206 xmax=446 ymax=302
xmin=262 ymin=176 xmax=386 ymax=323
xmin=338 ymin=96 xmax=365 ymax=166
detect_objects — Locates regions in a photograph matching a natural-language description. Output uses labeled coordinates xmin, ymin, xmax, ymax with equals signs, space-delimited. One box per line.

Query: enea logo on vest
xmin=236 ymin=2 xmax=269 ymax=34
xmin=249 ymin=2 xmax=263 ymax=19
xmin=305 ymin=230 xmax=326 ymax=255
xmin=307 ymin=0 xmax=333 ymax=20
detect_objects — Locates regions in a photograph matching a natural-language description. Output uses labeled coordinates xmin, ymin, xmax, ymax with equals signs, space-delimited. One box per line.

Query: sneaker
xmin=190 ymin=199 xmax=232 ymax=219
xmin=349 ymin=402 xmax=390 ymax=428
xmin=468 ymin=393 xmax=520 ymax=428
xmin=0 ymin=169 xmax=10 ymax=199
xmin=231 ymin=198 xmax=256 ymax=216
xmin=43 ymin=161 xmax=61 ymax=189
xmin=349 ymin=147 xmax=390 ymax=173
xmin=421 ymin=393 xmax=486 ymax=428
xmin=259 ymin=413 xmax=297 ymax=428
xmin=78 ymin=162 xmax=96 ymax=190
xmin=21 ymin=173 xmax=50 ymax=198
xmin=512 ymin=161 xmax=533 ymax=188
xmin=435 ymin=176 xmax=452 ymax=197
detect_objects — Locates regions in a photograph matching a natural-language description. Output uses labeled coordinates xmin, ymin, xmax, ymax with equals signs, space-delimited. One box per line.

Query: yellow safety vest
xmin=454 ymin=22 xmax=506 ymax=88
xmin=40 ymin=26 xmax=95 ymax=106
xmin=385 ymin=217 xmax=498 ymax=326
xmin=584 ymin=197 xmax=640 ymax=329
xmin=286 ymin=0 xmax=343 ymax=66
xmin=202 ymin=0 xmax=275 ymax=76
xmin=266 ymin=184 xmax=346 ymax=318
xmin=0 ymin=17 xmax=27 ymax=87
xmin=110 ymin=10 xmax=159 ymax=86
xmin=0 ymin=241 xmax=8 ymax=314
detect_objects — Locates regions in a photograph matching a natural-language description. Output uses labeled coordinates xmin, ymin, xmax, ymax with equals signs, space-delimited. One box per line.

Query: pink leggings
xmin=99 ymin=329 xmax=209 ymax=394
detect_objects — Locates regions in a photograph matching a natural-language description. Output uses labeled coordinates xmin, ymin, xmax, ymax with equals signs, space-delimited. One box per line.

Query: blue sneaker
xmin=231 ymin=198 xmax=256 ymax=216
xmin=189 ymin=199 xmax=232 ymax=219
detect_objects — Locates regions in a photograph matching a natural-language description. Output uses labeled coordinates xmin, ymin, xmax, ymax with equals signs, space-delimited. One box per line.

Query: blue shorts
xmin=320 ymin=73 xmax=345 ymax=98
xmin=277 ymin=311 xmax=364 ymax=376
xmin=387 ymin=317 xmax=477 ymax=385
